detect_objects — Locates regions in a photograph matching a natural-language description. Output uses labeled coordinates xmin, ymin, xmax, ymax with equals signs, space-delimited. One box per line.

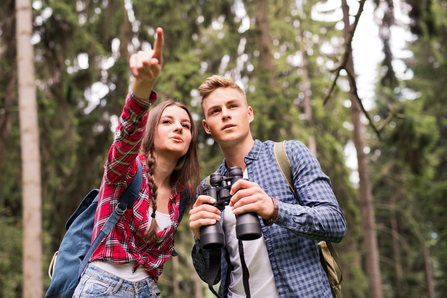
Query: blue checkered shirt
xmin=191 ymin=140 xmax=347 ymax=298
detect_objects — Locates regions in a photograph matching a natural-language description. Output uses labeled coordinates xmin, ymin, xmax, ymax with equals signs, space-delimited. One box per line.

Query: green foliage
xmin=3 ymin=0 xmax=446 ymax=297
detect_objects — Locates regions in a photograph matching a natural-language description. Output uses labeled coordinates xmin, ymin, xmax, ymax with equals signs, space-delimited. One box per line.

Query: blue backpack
xmin=45 ymin=160 xmax=191 ymax=298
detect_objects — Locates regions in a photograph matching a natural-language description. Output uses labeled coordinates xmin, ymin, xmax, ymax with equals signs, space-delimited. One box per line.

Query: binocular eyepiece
xmin=199 ymin=166 xmax=262 ymax=251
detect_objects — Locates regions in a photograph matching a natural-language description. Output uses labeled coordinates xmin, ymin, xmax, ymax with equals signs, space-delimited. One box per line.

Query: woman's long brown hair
xmin=140 ymin=99 xmax=201 ymax=243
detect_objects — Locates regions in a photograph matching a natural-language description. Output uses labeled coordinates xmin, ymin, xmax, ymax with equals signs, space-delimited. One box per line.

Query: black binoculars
xmin=199 ymin=166 xmax=262 ymax=251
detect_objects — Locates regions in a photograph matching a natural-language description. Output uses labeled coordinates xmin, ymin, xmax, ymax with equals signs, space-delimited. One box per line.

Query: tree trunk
xmin=424 ymin=246 xmax=435 ymax=298
xmin=15 ymin=0 xmax=42 ymax=297
xmin=194 ymin=272 xmax=203 ymax=298
xmin=341 ymin=1 xmax=383 ymax=297
xmin=255 ymin=0 xmax=275 ymax=86
xmin=390 ymin=195 xmax=406 ymax=297
xmin=298 ymin=26 xmax=316 ymax=157
xmin=173 ymin=256 xmax=179 ymax=298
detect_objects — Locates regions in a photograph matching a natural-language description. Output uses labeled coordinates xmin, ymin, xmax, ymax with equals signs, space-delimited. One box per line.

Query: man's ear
xmin=248 ymin=106 xmax=254 ymax=123
xmin=202 ymin=119 xmax=212 ymax=134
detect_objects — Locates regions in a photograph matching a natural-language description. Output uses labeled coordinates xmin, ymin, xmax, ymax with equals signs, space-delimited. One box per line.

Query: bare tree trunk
xmin=298 ymin=26 xmax=316 ymax=157
xmin=194 ymin=272 xmax=203 ymax=298
xmin=424 ymin=246 xmax=435 ymax=298
xmin=15 ymin=0 xmax=42 ymax=297
xmin=173 ymin=256 xmax=179 ymax=298
xmin=341 ymin=1 xmax=383 ymax=297
xmin=390 ymin=196 xmax=405 ymax=297
xmin=255 ymin=0 xmax=275 ymax=86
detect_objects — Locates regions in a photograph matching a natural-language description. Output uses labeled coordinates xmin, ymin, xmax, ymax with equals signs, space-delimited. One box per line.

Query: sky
xmin=317 ymin=0 xmax=413 ymax=184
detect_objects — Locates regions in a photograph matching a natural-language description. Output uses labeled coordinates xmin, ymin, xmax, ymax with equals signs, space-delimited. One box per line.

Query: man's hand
xmin=189 ymin=195 xmax=221 ymax=239
xmin=229 ymin=180 xmax=275 ymax=220
xmin=129 ymin=27 xmax=164 ymax=100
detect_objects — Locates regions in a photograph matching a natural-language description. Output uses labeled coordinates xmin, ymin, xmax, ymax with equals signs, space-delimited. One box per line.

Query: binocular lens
xmin=236 ymin=212 xmax=262 ymax=241
xmin=200 ymin=224 xmax=225 ymax=251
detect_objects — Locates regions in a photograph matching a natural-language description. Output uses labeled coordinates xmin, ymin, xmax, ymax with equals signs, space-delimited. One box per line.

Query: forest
xmin=1 ymin=0 xmax=446 ymax=297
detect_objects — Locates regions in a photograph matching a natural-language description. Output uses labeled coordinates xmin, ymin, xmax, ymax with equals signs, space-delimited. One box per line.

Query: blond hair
xmin=198 ymin=75 xmax=246 ymax=107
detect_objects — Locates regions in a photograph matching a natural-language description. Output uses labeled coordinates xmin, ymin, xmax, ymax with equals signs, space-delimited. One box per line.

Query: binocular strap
xmin=207 ymin=241 xmax=251 ymax=298
xmin=238 ymin=240 xmax=251 ymax=298
xmin=208 ymin=250 xmax=222 ymax=298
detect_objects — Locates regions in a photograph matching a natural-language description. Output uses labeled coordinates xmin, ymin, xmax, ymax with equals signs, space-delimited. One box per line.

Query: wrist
xmin=131 ymin=79 xmax=156 ymax=100
xmin=263 ymin=197 xmax=278 ymax=226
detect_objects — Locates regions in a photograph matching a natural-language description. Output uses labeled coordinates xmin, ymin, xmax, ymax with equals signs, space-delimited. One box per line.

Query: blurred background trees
xmin=0 ymin=0 xmax=446 ymax=297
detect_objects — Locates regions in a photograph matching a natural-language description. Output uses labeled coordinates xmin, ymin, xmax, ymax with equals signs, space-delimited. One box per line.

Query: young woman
xmin=73 ymin=28 xmax=201 ymax=297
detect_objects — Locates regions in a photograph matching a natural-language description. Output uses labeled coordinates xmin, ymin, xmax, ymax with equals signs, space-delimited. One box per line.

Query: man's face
xmin=202 ymin=87 xmax=253 ymax=147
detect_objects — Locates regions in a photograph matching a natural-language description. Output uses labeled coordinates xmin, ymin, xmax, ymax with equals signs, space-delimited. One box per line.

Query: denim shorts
xmin=73 ymin=263 xmax=161 ymax=298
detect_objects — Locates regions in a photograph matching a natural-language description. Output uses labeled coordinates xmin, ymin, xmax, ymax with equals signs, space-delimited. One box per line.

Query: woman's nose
xmin=173 ymin=123 xmax=183 ymax=133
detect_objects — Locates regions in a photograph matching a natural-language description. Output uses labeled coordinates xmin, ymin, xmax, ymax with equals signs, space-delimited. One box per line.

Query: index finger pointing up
xmin=153 ymin=27 xmax=164 ymax=63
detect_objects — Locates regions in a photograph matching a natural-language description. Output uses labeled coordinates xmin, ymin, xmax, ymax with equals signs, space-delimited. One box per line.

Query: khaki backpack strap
xmin=273 ymin=141 xmax=343 ymax=297
xmin=273 ymin=141 xmax=297 ymax=198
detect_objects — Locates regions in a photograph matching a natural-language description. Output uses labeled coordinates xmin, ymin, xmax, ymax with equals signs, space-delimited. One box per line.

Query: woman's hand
xmin=129 ymin=27 xmax=164 ymax=100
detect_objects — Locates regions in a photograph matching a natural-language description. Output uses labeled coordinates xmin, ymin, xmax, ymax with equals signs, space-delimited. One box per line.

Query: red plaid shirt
xmin=90 ymin=91 xmax=183 ymax=281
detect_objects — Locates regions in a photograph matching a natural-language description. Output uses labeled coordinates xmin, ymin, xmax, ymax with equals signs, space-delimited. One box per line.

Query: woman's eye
xmin=162 ymin=120 xmax=171 ymax=124
xmin=183 ymin=124 xmax=190 ymax=129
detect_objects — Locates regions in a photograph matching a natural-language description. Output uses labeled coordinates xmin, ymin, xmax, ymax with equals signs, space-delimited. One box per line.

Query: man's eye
xmin=211 ymin=109 xmax=219 ymax=115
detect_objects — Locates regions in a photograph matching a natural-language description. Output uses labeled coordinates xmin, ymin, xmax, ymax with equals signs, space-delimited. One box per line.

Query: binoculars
xmin=199 ymin=166 xmax=262 ymax=251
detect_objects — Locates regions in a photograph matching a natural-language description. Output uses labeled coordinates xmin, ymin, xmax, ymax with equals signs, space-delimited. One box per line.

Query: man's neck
xmin=219 ymin=137 xmax=255 ymax=172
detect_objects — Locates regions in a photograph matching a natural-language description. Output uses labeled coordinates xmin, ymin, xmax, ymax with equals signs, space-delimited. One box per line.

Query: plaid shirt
xmin=192 ymin=139 xmax=347 ymax=298
xmin=90 ymin=91 xmax=183 ymax=281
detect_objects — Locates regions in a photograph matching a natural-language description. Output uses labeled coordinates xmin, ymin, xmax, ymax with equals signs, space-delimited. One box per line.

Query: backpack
xmin=274 ymin=141 xmax=343 ymax=298
xmin=45 ymin=160 xmax=191 ymax=298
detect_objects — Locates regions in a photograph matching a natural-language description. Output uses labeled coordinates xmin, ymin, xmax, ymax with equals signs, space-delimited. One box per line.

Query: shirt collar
xmin=218 ymin=139 xmax=261 ymax=173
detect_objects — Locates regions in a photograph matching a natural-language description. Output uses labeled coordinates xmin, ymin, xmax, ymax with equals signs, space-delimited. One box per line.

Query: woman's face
xmin=154 ymin=105 xmax=192 ymax=160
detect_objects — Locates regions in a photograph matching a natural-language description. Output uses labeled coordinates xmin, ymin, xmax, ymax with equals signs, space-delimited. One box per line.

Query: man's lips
xmin=222 ymin=124 xmax=236 ymax=131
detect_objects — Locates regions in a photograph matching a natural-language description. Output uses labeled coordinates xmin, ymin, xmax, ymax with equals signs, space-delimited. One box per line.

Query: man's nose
xmin=221 ymin=107 xmax=231 ymax=120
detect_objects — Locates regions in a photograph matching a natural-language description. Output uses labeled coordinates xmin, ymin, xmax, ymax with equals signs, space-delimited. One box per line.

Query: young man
xmin=189 ymin=75 xmax=347 ymax=298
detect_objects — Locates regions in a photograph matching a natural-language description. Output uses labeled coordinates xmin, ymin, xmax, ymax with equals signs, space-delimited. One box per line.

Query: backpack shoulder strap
xmin=273 ymin=141 xmax=297 ymax=198
xmin=274 ymin=141 xmax=343 ymax=295
xmin=117 ymin=159 xmax=144 ymax=211
xmin=79 ymin=160 xmax=144 ymax=275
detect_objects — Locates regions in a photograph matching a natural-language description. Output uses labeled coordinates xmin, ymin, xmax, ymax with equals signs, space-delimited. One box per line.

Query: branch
xmin=345 ymin=68 xmax=383 ymax=140
xmin=323 ymin=0 xmax=366 ymax=104
xmin=376 ymin=103 xmax=406 ymax=132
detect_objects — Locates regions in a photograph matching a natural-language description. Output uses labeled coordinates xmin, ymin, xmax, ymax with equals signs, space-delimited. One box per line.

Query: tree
xmin=15 ymin=0 xmax=42 ymax=297
xmin=341 ymin=0 xmax=383 ymax=297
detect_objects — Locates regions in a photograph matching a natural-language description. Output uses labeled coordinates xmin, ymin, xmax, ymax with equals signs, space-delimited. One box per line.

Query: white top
xmin=223 ymin=169 xmax=279 ymax=298
xmin=93 ymin=208 xmax=171 ymax=281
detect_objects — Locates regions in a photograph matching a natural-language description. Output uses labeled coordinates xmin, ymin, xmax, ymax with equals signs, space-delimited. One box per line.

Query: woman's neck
xmin=152 ymin=154 xmax=177 ymax=189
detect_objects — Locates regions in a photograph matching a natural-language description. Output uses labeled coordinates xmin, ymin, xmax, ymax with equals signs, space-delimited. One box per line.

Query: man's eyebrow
xmin=206 ymin=104 xmax=221 ymax=114
xmin=226 ymin=99 xmax=241 ymax=105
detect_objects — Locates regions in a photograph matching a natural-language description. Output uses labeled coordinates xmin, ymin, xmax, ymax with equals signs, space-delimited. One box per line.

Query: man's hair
xmin=198 ymin=75 xmax=246 ymax=107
